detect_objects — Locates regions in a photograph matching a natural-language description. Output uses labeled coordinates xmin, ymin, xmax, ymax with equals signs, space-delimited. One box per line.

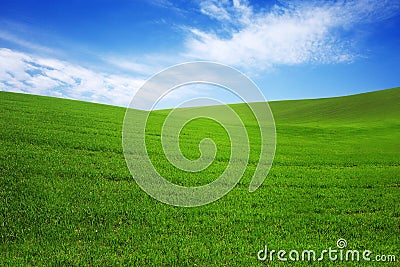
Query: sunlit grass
xmin=1 ymin=88 xmax=399 ymax=265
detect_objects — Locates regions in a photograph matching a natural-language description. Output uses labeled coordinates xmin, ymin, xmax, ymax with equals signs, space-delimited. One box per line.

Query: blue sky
xmin=0 ymin=0 xmax=399 ymax=108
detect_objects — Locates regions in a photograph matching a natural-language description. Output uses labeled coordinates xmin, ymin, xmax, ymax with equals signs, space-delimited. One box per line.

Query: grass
xmin=1 ymin=88 xmax=399 ymax=266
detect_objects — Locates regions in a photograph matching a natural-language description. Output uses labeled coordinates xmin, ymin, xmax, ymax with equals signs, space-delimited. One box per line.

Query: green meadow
xmin=1 ymin=88 xmax=399 ymax=265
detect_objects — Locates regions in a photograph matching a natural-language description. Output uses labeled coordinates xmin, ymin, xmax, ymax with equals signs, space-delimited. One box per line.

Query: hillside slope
xmin=1 ymin=88 xmax=399 ymax=266
xmin=269 ymin=87 xmax=400 ymax=124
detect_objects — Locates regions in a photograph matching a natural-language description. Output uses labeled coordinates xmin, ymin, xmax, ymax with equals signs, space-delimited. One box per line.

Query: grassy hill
xmin=1 ymin=88 xmax=399 ymax=265
xmin=269 ymin=87 xmax=400 ymax=124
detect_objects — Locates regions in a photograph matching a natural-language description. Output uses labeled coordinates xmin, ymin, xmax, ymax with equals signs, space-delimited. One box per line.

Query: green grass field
xmin=1 ymin=88 xmax=399 ymax=265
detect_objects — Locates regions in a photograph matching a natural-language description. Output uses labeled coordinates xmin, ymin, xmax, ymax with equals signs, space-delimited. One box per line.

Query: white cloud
xmin=200 ymin=0 xmax=232 ymax=21
xmin=185 ymin=0 xmax=400 ymax=71
xmin=0 ymin=48 xmax=145 ymax=107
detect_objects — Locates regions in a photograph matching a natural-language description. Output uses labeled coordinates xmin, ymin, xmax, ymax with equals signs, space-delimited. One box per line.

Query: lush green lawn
xmin=1 ymin=88 xmax=399 ymax=266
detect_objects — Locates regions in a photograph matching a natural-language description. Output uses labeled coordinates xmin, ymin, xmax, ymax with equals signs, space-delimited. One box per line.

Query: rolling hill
xmin=1 ymin=88 xmax=399 ymax=266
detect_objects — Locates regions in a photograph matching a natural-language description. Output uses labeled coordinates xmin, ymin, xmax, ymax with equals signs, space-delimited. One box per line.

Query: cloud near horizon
xmin=0 ymin=48 xmax=144 ymax=106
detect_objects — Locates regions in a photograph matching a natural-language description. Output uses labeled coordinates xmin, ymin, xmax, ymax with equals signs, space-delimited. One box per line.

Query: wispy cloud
xmin=0 ymin=30 xmax=56 ymax=55
xmin=185 ymin=0 xmax=400 ymax=71
xmin=101 ymin=53 xmax=181 ymax=77
xmin=147 ymin=0 xmax=189 ymax=16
